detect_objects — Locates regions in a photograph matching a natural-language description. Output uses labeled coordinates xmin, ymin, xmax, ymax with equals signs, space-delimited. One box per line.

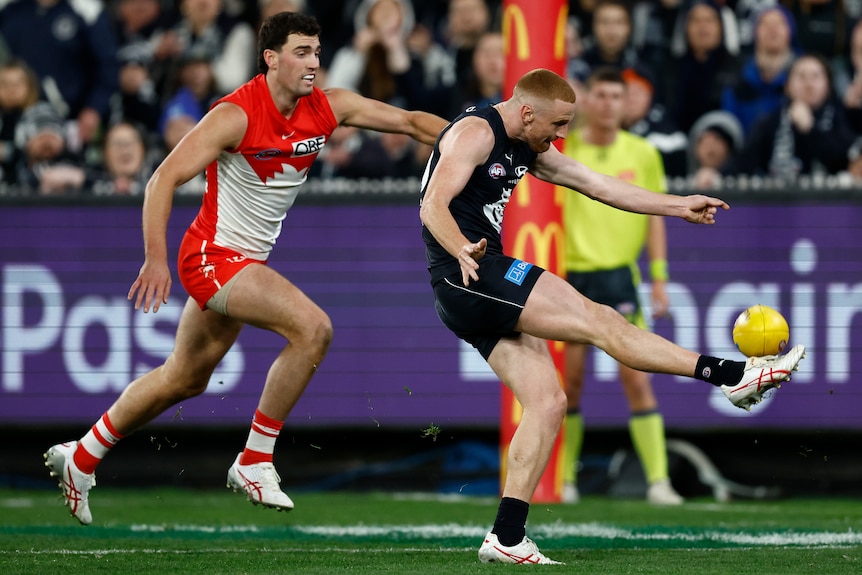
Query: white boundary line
xmin=123 ymin=522 xmax=862 ymax=548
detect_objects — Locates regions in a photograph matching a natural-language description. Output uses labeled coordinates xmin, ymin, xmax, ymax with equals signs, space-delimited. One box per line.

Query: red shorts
xmin=178 ymin=231 xmax=265 ymax=309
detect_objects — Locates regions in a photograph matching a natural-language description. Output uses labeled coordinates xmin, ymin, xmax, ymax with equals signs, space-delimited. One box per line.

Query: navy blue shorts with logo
xmin=432 ymin=254 xmax=545 ymax=360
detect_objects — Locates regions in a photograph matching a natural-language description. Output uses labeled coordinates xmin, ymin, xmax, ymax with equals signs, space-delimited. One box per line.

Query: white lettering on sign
xmin=1 ymin=264 xmax=243 ymax=394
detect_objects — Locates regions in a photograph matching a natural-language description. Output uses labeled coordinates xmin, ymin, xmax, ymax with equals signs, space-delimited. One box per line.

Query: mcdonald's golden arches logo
xmin=502 ymin=4 xmax=529 ymax=61
xmin=511 ymin=221 xmax=565 ymax=273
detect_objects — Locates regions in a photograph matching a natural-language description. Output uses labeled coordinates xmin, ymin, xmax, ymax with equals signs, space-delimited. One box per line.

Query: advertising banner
xmin=0 ymin=202 xmax=859 ymax=429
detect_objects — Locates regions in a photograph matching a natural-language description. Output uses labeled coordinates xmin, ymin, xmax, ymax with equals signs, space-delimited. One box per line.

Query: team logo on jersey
xmin=515 ymin=166 xmax=528 ymax=178
xmin=254 ymin=148 xmax=283 ymax=160
xmin=488 ymin=163 xmax=506 ymax=179
xmin=292 ymin=136 xmax=326 ymax=157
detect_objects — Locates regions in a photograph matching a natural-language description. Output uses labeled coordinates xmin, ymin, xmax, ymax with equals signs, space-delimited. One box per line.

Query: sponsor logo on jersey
xmin=515 ymin=166 xmax=528 ymax=178
xmin=254 ymin=148 xmax=283 ymax=160
xmin=504 ymin=259 xmax=533 ymax=286
xmin=488 ymin=163 xmax=506 ymax=179
xmin=292 ymin=136 xmax=326 ymax=157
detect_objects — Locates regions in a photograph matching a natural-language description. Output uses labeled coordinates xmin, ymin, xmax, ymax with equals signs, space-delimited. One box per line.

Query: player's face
xmin=524 ymin=98 xmax=575 ymax=153
xmin=269 ymin=34 xmax=321 ymax=96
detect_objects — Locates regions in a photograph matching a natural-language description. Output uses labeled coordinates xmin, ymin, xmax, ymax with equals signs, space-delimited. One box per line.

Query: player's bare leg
xmin=46 ymin=297 xmax=243 ymax=524
xmin=478 ymin=333 xmax=566 ymax=564
xmin=488 ymin=334 xmax=567 ymax=502
xmin=519 ymin=272 xmax=702 ymax=375
xmin=220 ymin=264 xmax=333 ymax=510
xmin=519 ymin=270 xmax=803 ymax=407
xmin=224 ymin=264 xmax=332 ymax=420
xmin=107 ymin=298 xmax=244 ymax=432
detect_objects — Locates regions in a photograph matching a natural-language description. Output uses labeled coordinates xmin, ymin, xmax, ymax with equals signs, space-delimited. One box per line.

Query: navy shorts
xmin=432 ymin=254 xmax=545 ymax=360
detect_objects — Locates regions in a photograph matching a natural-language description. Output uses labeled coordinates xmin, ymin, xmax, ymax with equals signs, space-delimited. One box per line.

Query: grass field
xmin=1 ymin=488 xmax=860 ymax=574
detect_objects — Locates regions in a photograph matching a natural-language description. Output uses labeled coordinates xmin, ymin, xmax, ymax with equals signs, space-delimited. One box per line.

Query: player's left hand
xmin=459 ymin=238 xmax=486 ymax=286
xmin=683 ymin=195 xmax=729 ymax=224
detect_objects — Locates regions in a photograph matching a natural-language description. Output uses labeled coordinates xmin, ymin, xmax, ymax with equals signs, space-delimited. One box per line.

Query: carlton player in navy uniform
xmin=419 ymin=68 xmax=805 ymax=565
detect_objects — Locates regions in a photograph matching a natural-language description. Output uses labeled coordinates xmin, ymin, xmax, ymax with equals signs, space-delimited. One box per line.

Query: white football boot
xmin=44 ymin=441 xmax=95 ymax=525
xmin=721 ymin=344 xmax=806 ymax=410
xmin=226 ymin=454 xmax=294 ymax=511
xmin=478 ymin=531 xmax=563 ymax=565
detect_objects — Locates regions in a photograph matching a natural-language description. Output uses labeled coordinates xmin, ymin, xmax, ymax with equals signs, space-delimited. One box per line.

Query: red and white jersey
xmin=188 ymin=75 xmax=338 ymax=260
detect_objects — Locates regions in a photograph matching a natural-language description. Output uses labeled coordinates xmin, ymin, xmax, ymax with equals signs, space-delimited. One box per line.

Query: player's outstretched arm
xmin=532 ymin=145 xmax=730 ymax=223
xmin=128 ymin=103 xmax=247 ymax=313
xmin=324 ymin=87 xmax=448 ymax=145
xmin=420 ymin=117 xmax=493 ymax=286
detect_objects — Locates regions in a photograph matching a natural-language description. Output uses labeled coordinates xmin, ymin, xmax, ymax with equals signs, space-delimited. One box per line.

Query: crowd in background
xmin=3 ymin=0 xmax=862 ymax=197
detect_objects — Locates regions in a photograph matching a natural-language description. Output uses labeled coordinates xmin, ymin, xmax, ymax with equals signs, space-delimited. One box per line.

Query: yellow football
xmin=732 ymin=305 xmax=790 ymax=357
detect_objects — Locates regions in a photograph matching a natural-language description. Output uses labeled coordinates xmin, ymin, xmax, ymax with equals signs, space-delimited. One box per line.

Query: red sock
xmin=239 ymin=409 xmax=283 ymax=465
xmin=74 ymin=413 xmax=124 ymax=474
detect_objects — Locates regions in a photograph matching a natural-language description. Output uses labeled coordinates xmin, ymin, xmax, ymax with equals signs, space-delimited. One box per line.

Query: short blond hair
xmin=513 ymin=68 xmax=576 ymax=104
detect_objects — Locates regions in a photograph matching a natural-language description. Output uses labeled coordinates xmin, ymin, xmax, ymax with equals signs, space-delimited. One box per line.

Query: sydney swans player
xmin=44 ymin=12 xmax=447 ymax=526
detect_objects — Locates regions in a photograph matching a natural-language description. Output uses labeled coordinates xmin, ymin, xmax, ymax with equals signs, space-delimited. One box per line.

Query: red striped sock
xmin=239 ymin=409 xmax=283 ymax=465
xmin=74 ymin=413 xmax=125 ymax=474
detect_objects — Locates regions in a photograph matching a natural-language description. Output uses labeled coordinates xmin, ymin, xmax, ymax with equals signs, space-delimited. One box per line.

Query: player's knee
xmin=296 ymin=310 xmax=333 ymax=356
xmin=162 ymin=355 xmax=217 ymax=399
xmin=540 ymin=387 xmax=568 ymax=427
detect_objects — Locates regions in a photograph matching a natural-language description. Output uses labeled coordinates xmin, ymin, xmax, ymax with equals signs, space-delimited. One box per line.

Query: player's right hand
xmin=128 ymin=260 xmax=172 ymax=313
xmin=459 ymin=238 xmax=486 ymax=286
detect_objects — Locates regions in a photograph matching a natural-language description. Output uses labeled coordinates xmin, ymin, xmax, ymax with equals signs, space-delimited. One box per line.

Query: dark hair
xmin=586 ymin=66 xmax=626 ymax=89
xmin=594 ymin=0 xmax=632 ymax=22
xmin=257 ymin=11 xmax=321 ymax=74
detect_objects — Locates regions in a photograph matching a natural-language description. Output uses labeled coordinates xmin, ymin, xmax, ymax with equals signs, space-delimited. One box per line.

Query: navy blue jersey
xmin=420 ymin=105 xmax=538 ymax=282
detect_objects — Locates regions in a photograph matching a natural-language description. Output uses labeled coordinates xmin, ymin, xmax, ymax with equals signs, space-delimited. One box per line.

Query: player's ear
xmin=264 ymin=49 xmax=278 ymax=71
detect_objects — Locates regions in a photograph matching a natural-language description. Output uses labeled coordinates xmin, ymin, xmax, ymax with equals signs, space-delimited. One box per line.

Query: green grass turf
xmin=1 ymin=488 xmax=860 ymax=574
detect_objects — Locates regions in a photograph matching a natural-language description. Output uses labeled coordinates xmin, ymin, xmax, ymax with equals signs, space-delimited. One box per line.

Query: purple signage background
xmin=0 ymin=202 xmax=859 ymax=429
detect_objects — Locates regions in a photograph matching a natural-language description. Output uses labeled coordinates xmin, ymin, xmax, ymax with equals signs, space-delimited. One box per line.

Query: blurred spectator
xmin=14 ymin=102 xmax=85 ymax=195
xmin=0 ymin=58 xmax=40 ymax=186
xmin=686 ymin=109 xmax=744 ymax=189
xmin=326 ymin=0 xmax=414 ymax=99
xmin=569 ymin=0 xmax=598 ymax=41
xmin=90 ymin=121 xmax=153 ymax=196
xmin=443 ymin=0 xmax=492 ymax=88
xmin=568 ymin=0 xmax=657 ymax=90
xmin=326 ymin=0 xmax=455 ymax=118
xmin=621 ymin=67 xmax=688 ymax=177
xmin=160 ymin=0 xmax=256 ymax=96
xmin=665 ymin=0 xmax=740 ymax=133
xmin=159 ymin=55 xmax=222 ymax=152
xmin=455 ymin=31 xmax=504 ymax=113
xmin=734 ymin=0 xmax=781 ymax=58
xmin=837 ymin=18 xmax=862 ymax=133
xmin=312 ymin=125 xmax=398 ymax=179
xmin=722 ymin=5 xmax=799 ymax=134
xmin=738 ymin=53 xmax=856 ymax=177
xmin=630 ymin=0 xmax=685 ymax=85
xmin=566 ymin=15 xmax=586 ymax=61
xmin=0 ymin=0 xmax=120 ymax=147
xmin=112 ymin=0 xmax=178 ymax=141
xmin=782 ymin=0 xmax=856 ymax=60
xmin=259 ymin=0 xmax=306 ymax=22
xmin=378 ymin=131 xmax=428 ymax=178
